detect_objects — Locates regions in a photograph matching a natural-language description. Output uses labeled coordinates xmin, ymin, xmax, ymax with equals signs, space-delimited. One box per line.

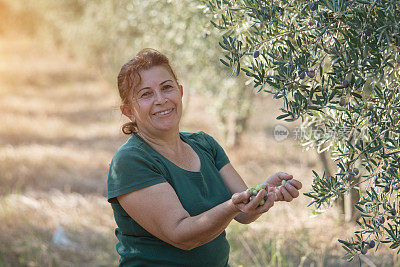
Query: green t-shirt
xmin=107 ymin=131 xmax=232 ymax=266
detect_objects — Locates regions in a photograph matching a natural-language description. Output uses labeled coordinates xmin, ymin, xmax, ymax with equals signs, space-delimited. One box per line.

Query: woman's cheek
xmin=137 ymin=98 xmax=152 ymax=108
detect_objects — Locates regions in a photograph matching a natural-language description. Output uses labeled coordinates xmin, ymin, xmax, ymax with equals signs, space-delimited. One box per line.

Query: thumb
xmin=232 ymin=191 xmax=250 ymax=204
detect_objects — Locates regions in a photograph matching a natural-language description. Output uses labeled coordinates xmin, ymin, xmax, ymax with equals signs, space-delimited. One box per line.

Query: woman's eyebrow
xmin=160 ymin=79 xmax=173 ymax=85
xmin=138 ymin=80 xmax=173 ymax=92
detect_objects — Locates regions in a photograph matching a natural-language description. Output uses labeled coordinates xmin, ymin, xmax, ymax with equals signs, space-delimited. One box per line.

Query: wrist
xmin=227 ymin=198 xmax=241 ymax=214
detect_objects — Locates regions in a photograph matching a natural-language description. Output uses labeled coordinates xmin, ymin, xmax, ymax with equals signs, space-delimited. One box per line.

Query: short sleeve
xmin=199 ymin=131 xmax=230 ymax=171
xmin=107 ymin=148 xmax=167 ymax=203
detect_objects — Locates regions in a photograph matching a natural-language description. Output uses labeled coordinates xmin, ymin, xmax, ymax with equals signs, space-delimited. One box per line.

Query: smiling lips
xmin=153 ymin=108 xmax=174 ymax=117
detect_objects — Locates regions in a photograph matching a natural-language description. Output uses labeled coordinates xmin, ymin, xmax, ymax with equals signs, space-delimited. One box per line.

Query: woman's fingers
xmin=257 ymin=190 xmax=275 ymax=212
xmin=279 ymin=179 xmax=302 ymax=202
xmin=231 ymin=191 xmax=250 ymax=205
xmin=280 ymin=186 xmax=293 ymax=202
xmin=253 ymin=189 xmax=275 ymax=212
xmin=284 ymin=183 xmax=300 ymax=198
xmin=278 ymin=172 xmax=293 ymax=180
xmin=233 ymin=184 xmax=295 ymax=214
xmin=273 ymin=187 xmax=284 ymax=201
xmin=248 ymin=189 xmax=266 ymax=209
xmin=239 ymin=189 xmax=275 ymax=214
xmin=288 ymin=179 xmax=302 ymax=190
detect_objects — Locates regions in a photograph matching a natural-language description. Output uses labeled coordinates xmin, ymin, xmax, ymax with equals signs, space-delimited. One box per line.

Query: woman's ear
xmin=120 ymin=104 xmax=136 ymax=122
xmin=179 ymin=84 xmax=183 ymax=97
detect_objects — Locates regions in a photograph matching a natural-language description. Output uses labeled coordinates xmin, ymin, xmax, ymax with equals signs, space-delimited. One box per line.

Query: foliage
xmin=203 ymin=0 xmax=400 ymax=261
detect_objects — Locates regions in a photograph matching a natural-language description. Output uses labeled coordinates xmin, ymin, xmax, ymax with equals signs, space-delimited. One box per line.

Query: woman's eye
xmin=141 ymin=92 xmax=152 ymax=98
xmin=163 ymin=85 xmax=172 ymax=90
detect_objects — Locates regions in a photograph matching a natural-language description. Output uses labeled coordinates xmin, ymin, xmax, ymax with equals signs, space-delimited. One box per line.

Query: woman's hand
xmin=230 ymin=186 xmax=277 ymax=218
xmin=264 ymin=172 xmax=302 ymax=202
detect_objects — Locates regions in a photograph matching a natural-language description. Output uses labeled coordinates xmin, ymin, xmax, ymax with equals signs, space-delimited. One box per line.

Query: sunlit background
xmin=0 ymin=1 xmax=398 ymax=266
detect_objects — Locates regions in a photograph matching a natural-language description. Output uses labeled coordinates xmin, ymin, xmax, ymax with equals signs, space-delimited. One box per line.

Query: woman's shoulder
xmin=181 ymin=131 xmax=211 ymax=142
xmin=180 ymin=131 xmax=221 ymax=149
xmin=111 ymin=134 xmax=154 ymax=163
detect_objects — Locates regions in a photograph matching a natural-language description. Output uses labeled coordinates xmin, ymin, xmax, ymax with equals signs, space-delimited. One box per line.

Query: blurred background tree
xmin=3 ymin=0 xmax=254 ymax=147
xmin=202 ymin=0 xmax=400 ymax=261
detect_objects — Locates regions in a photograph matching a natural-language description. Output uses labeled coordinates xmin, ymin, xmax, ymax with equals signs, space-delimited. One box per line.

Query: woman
xmin=107 ymin=48 xmax=302 ymax=266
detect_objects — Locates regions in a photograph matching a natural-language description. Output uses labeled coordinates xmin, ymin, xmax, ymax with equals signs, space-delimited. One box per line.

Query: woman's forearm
xmin=174 ymin=198 xmax=240 ymax=250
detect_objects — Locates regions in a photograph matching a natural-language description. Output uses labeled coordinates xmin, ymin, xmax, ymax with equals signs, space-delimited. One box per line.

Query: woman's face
xmin=126 ymin=65 xmax=183 ymax=136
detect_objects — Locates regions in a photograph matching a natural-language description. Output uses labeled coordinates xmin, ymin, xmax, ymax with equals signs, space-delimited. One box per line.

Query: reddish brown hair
xmin=117 ymin=48 xmax=179 ymax=134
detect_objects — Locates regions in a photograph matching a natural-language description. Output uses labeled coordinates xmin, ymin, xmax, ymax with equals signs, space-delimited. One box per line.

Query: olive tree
xmin=202 ymin=0 xmax=400 ymax=261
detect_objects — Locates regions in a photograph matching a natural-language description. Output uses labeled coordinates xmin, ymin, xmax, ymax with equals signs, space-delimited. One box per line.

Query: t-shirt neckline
xmin=132 ymin=132 xmax=203 ymax=174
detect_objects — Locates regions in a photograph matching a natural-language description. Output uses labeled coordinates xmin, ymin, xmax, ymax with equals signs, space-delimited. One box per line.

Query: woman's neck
xmin=137 ymin=130 xmax=184 ymax=155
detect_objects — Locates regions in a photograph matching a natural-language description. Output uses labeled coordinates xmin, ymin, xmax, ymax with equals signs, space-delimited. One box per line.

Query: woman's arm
xmin=117 ymin=182 xmax=241 ymax=251
xmin=118 ymin=180 xmax=274 ymax=251
xmin=219 ymin=163 xmax=262 ymax=224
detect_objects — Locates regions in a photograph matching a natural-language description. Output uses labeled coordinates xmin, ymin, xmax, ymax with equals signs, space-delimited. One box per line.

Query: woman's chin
xmin=154 ymin=123 xmax=179 ymax=133
xmin=152 ymin=117 xmax=181 ymax=132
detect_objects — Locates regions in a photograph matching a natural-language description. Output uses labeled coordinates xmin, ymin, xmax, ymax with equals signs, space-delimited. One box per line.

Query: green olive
xmin=246 ymin=183 xmax=270 ymax=204
xmin=247 ymin=187 xmax=255 ymax=194
xmin=261 ymin=184 xmax=267 ymax=189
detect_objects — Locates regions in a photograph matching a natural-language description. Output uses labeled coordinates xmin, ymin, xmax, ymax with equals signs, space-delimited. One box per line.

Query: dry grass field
xmin=0 ymin=32 xmax=398 ymax=266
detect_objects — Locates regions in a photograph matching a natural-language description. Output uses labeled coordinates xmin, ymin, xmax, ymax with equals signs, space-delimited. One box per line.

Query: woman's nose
xmin=154 ymin=90 xmax=167 ymax=104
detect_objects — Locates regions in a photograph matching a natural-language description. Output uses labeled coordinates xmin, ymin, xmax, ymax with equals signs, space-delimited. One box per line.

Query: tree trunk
xmin=219 ymin=79 xmax=254 ymax=148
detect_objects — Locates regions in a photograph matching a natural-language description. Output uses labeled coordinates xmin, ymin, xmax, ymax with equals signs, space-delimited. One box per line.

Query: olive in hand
xmin=246 ymin=183 xmax=268 ymax=206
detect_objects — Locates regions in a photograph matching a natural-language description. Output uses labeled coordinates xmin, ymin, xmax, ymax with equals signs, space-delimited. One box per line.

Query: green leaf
xmin=220 ymin=59 xmax=230 ymax=67
xmin=276 ymin=113 xmax=290 ymax=120
xmin=355 ymin=205 xmax=364 ymax=212
xmin=390 ymin=243 xmax=400 ymax=250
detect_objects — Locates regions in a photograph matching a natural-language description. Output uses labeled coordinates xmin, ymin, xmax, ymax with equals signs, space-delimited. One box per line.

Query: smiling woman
xmin=117 ymin=49 xmax=181 ymax=135
xmin=107 ymin=49 xmax=302 ymax=266
xmin=120 ymin=65 xmax=183 ymax=138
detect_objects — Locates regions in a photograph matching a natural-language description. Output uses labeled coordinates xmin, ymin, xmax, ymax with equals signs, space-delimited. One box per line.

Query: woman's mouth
xmin=154 ymin=108 xmax=174 ymax=117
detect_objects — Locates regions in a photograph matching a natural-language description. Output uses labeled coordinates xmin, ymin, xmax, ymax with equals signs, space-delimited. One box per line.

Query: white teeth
xmin=155 ymin=108 xmax=173 ymax=115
